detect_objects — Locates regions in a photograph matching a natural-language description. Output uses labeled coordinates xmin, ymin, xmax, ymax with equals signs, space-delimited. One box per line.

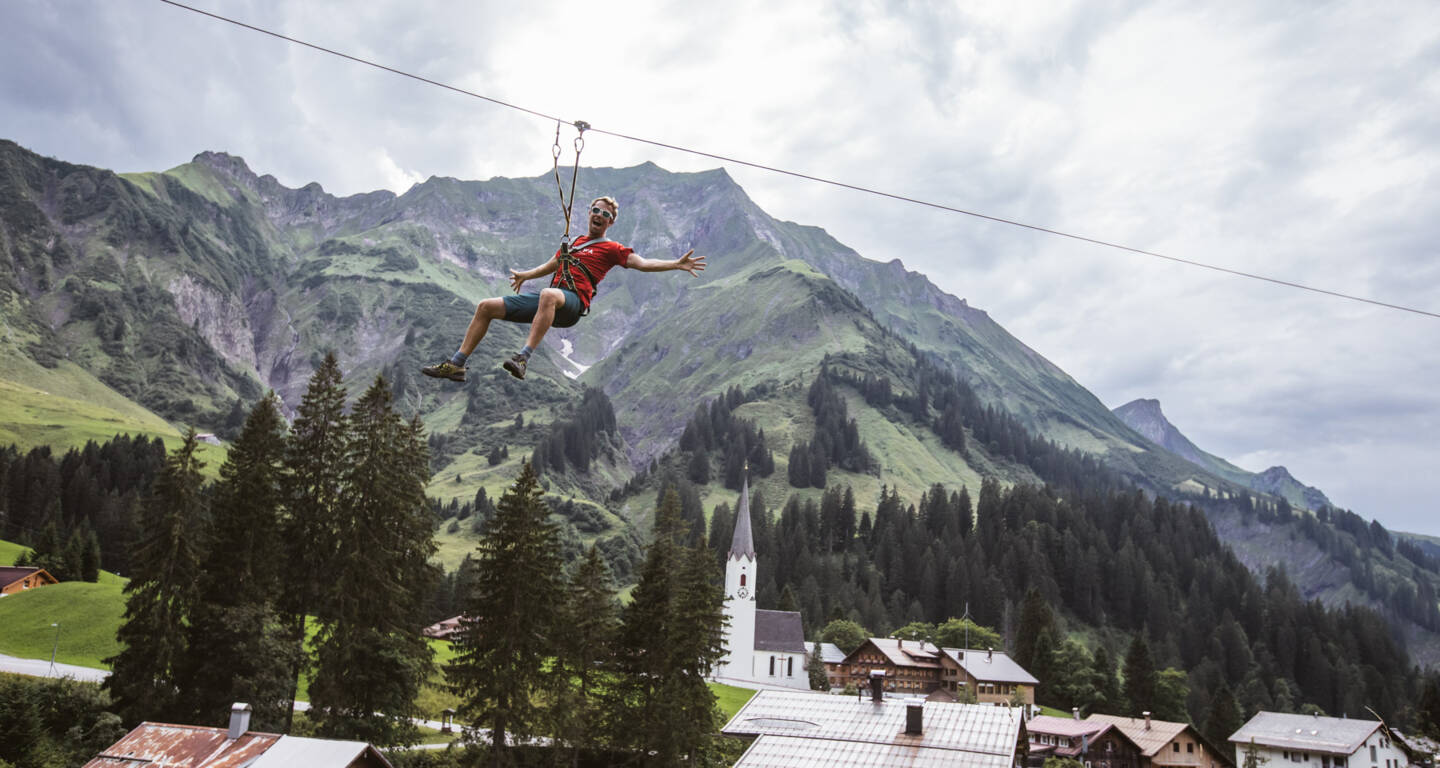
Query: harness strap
xmin=551 ymin=237 xmax=611 ymax=315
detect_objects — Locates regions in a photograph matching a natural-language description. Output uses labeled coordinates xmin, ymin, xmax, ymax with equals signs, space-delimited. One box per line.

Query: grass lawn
xmin=709 ymin=681 xmax=757 ymax=722
xmin=0 ymin=580 xmax=126 ymax=669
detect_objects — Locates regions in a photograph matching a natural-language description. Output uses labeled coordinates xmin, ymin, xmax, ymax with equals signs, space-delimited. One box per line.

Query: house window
xmin=1370 ymin=747 xmax=1377 ymax=762
xmin=1174 ymin=745 xmax=1181 ymax=754
xmin=1188 ymin=744 xmax=1195 ymax=754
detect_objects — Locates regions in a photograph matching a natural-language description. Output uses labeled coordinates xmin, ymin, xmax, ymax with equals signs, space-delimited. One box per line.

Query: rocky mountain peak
xmin=192 ymin=150 xmax=259 ymax=183
xmin=1114 ymin=398 xmax=1169 ymax=439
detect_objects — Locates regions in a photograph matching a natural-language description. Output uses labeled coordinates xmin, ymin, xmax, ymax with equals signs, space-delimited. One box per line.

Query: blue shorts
xmin=502 ymin=289 xmax=584 ymax=329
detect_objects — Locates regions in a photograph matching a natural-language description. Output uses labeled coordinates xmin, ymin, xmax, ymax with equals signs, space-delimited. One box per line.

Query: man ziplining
xmin=422 ymin=196 xmax=705 ymax=382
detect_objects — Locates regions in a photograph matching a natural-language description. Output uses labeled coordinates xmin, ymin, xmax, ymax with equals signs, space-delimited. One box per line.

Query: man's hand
xmin=675 ymin=250 xmax=705 ymax=277
xmin=509 ymin=269 xmax=527 ymax=292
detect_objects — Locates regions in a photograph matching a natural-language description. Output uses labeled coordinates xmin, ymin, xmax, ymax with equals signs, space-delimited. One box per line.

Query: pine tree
xmin=1123 ymin=633 xmax=1158 ymax=716
xmin=607 ymin=489 xmax=727 ymax=766
xmin=179 ymin=394 xmax=298 ymax=730
xmin=278 ymin=353 xmax=349 ymax=729
xmin=308 ymin=377 xmax=437 ymax=746
xmin=104 ymin=428 xmax=206 ymax=724
xmin=1204 ymin=683 xmax=1244 ymax=749
xmin=808 ymin=642 xmax=830 ymax=691
xmin=1090 ymin=645 xmax=1122 ymax=715
xmin=551 ymin=544 xmax=621 ymax=767
xmin=1015 ymin=588 xmax=1057 ymax=671
xmin=448 ymin=460 xmax=565 ymax=766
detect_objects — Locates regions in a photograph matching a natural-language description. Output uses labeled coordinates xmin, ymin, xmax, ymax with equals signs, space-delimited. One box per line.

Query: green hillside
xmin=0 ymin=580 xmax=124 ymax=669
xmin=4 ymin=137 xmax=1437 ymax=671
xmin=1 ymin=538 xmax=30 ymax=566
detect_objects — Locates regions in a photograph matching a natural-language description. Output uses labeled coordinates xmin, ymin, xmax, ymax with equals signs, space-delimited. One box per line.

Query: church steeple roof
xmin=729 ymin=471 xmax=755 ymax=560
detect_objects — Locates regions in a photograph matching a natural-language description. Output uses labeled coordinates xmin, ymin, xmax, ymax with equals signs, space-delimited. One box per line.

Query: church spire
xmin=729 ymin=469 xmax=755 ymax=560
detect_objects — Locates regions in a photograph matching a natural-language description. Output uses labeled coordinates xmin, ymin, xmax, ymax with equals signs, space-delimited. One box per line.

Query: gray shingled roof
xmin=729 ymin=473 xmax=755 ymax=559
xmin=1229 ymin=712 xmax=1381 ymax=755
xmin=818 ymin=642 xmax=848 ymax=664
xmin=941 ymin=648 xmax=1039 ymax=685
xmin=755 ymin=610 xmax=807 ymax=653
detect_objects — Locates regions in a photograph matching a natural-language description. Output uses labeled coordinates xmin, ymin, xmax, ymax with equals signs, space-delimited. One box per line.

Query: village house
xmin=84 ymin=703 xmax=393 ymax=768
xmin=815 ymin=641 xmax=848 ymax=689
xmin=942 ymin=646 xmax=1040 ymax=705
xmin=1228 ymin=712 xmax=1408 ymax=768
xmin=722 ymin=678 xmax=1030 ymax=767
xmin=836 ymin=638 xmax=1039 ymax=703
xmin=0 ymin=565 xmax=58 ymax=596
xmin=423 ymin=615 xmax=463 ymax=640
xmin=1028 ymin=710 xmax=1144 ymax=768
xmin=1088 ymin=712 xmax=1234 ymax=768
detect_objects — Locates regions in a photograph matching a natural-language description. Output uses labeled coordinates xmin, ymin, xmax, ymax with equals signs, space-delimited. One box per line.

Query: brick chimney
xmin=228 ymin=703 xmax=252 ymax=740
xmin=1073 ymin=707 xmax=1081 ymax=720
xmin=1143 ymin=711 xmax=1152 ymax=730
xmin=869 ymin=670 xmax=885 ymax=702
xmin=906 ymin=702 xmax=924 ymax=735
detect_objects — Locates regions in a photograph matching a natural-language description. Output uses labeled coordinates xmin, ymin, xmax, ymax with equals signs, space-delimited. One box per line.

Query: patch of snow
xmin=557 ymin=339 xmax=590 ymax=379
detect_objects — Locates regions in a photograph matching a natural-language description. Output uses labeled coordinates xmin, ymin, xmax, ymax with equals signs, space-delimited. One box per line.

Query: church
xmin=716 ymin=474 xmax=810 ymax=690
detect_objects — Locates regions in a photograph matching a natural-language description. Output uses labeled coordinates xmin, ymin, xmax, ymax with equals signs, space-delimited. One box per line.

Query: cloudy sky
xmin=4 ymin=0 xmax=1438 ymax=535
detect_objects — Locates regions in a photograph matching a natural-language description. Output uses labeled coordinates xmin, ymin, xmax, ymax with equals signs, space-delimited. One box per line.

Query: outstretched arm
xmin=626 ymin=249 xmax=705 ymax=277
xmin=510 ymin=257 xmax=560 ymax=292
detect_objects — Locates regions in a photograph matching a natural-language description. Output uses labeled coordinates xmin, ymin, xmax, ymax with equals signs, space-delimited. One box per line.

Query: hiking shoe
xmin=421 ymin=360 xmax=466 ymax=382
xmin=502 ymin=353 xmax=528 ymax=380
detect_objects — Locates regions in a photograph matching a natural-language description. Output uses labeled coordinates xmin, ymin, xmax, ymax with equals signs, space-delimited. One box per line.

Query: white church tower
xmin=720 ymin=472 xmax=757 ymax=679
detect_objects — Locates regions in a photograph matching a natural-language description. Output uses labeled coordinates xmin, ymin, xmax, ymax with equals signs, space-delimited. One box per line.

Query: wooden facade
xmin=836 ymin=638 xmax=1038 ymax=704
xmin=0 ymin=567 xmax=58 ymax=596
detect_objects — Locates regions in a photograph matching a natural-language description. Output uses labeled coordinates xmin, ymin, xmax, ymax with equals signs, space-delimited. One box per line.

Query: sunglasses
xmin=590 ymin=207 xmax=615 ymax=220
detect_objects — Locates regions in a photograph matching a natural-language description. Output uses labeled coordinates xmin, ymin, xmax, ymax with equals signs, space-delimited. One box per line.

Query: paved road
xmin=0 ymin=653 xmax=108 ymax=683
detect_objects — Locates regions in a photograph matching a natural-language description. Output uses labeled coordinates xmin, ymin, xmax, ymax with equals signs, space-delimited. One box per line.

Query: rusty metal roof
xmin=83 ymin=723 xmax=396 ymax=768
xmin=83 ymin=723 xmax=280 ymax=768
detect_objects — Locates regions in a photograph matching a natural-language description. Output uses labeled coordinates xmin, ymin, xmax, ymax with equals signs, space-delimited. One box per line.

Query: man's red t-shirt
xmin=550 ymin=236 xmax=634 ymax=308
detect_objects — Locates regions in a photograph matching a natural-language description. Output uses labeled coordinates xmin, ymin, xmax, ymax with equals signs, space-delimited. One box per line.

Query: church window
xmin=769 ymin=656 xmax=776 ymax=675
xmin=740 ymin=574 xmax=746 ymax=587
xmin=788 ymin=657 xmax=794 ymax=676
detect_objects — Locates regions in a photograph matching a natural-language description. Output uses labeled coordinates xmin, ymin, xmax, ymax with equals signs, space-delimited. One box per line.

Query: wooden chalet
xmin=836 ymin=638 xmax=1039 ymax=703
xmin=0 ymin=566 xmax=58 ymax=596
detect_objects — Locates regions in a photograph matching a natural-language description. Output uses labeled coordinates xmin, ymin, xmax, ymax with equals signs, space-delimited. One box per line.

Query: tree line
xmin=447 ymin=462 xmax=735 ymax=767
xmin=679 ymin=385 xmax=776 ymax=490
xmin=1 ymin=433 xmax=167 ymax=578
xmin=707 ymin=469 xmax=1422 ymax=730
xmin=104 ymin=353 xmax=437 ymax=746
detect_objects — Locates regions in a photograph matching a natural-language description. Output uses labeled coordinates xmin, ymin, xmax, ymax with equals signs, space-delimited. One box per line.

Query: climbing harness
xmin=548 ymin=119 xmax=603 ymax=315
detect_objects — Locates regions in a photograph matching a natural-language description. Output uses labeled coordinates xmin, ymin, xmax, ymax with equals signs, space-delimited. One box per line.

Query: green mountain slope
xmin=3 ymin=138 xmax=1435 ymax=665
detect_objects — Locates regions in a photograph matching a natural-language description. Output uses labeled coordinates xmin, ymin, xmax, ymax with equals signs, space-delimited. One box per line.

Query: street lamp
xmin=48 ymin=623 xmax=59 ymax=676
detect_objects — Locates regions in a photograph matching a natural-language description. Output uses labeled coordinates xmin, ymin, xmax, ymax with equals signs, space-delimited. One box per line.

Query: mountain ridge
xmin=1112 ymin=397 xmax=1333 ymax=512
xmin=3 ymin=138 xmax=1437 ymax=667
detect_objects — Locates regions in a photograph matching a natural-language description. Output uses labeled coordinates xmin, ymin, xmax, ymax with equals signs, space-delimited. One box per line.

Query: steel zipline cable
xmin=156 ymin=0 xmax=1440 ymax=321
